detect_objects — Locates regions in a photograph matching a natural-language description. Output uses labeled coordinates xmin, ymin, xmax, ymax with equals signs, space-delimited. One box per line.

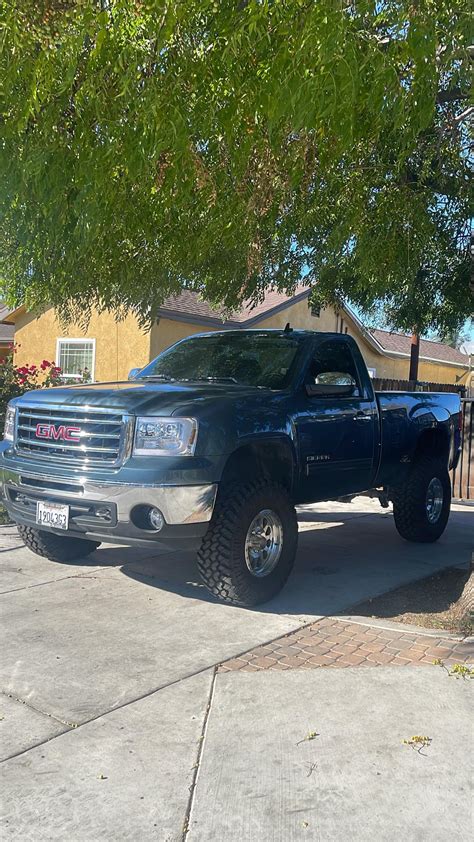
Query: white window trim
xmin=56 ymin=338 xmax=96 ymax=382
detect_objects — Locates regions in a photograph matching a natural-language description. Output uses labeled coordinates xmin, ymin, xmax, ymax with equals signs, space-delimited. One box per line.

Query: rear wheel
xmin=197 ymin=481 xmax=298 ymax=606
xmin=17 ymin=525 xmax=100 ymax=562
xmin=391 ymin=457 xmax=451 ymax=543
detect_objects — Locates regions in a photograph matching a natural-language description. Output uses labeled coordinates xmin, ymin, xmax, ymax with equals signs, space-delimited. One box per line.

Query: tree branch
xmin=436 ymin=87 xmax=468 ymax=104
xmin=453 ymin=106 xmax=473 ymax=125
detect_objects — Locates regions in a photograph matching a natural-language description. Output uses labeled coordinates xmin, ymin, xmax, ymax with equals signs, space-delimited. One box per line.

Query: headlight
xmin=3 ymin=404 xmax=16 ymax=442
xmin=133 ymin=416 xmax=198 ymax=456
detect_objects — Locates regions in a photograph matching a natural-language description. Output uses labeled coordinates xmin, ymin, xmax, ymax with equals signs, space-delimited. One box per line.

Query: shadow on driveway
xmin=87 ymin=503 xmax=472 ymax=618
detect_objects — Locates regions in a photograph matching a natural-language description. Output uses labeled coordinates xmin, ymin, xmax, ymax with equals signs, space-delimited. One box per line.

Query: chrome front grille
xmin=15 ymin=404 xmax=129 ymax=468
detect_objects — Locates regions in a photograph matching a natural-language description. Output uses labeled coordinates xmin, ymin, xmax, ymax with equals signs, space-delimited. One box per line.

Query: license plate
xmin=36 ymin=501 xmax=69 ymax=531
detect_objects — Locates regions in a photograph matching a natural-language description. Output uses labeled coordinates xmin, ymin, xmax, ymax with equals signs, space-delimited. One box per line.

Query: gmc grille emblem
xmin=36 ymin=423 xmax=81 ymax=442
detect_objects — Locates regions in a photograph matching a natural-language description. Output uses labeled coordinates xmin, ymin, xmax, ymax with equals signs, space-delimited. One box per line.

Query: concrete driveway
xmin=0 ymin=498 xmax=472 ymax=840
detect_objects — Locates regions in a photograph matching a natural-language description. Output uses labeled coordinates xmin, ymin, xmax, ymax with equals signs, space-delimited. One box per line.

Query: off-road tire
xmin=197 ymin=481 xmax=298 ymax=606
xmin=17 ymin=525 xmax=100 ymax=562
xmin=391 ymin=456 xmax=451 ymax=543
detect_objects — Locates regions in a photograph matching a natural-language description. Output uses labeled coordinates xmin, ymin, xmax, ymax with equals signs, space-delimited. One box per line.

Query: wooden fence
xmin=373 ymin=377 xmax=466 ymax=396
xmin=451 ymin=399 xmax=473 ymax=501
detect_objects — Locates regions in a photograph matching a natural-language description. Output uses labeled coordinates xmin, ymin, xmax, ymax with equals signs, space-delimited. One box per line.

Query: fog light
xmin=148 ymin=507 xmax=164 ymax=531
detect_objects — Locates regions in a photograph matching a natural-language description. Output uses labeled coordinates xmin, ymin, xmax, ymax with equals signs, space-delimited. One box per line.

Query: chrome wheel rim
xmin=426 ymin=477 xmax=444 ymax=524
xmin=245 ymin=509 xmax=283 ymax=577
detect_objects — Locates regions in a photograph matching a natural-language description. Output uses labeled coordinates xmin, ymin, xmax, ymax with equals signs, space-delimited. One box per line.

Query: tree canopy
xmin=0 ymin=0 xmax=472 ymax=333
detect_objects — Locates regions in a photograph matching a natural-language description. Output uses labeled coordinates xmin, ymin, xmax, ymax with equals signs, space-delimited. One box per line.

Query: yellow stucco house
xmin=1 ymin=289 xmax=471 ymax=389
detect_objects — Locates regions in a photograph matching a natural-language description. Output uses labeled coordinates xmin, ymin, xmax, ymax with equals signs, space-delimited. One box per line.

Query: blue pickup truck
xmin=1 ymin=329 xmax=462 ymax=605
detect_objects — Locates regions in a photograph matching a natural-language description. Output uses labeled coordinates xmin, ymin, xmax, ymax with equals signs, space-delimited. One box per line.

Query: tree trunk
xmin=451 ymin=556 xmax=474 ymax=632
xmin=409 ymin=332 xmax=420 ymax=381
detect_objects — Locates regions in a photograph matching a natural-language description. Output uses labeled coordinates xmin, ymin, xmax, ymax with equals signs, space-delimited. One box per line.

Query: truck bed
xmin=374 ymin=390 xmax=461 ymax=487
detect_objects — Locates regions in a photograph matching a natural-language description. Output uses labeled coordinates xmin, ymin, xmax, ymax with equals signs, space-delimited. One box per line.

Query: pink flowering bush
xmin=0 ymin=343 xmax=63 ymax=429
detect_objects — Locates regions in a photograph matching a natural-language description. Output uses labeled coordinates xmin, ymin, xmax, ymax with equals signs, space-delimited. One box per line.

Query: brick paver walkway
xmin=219 ymin=618 xmax=474 ymax=672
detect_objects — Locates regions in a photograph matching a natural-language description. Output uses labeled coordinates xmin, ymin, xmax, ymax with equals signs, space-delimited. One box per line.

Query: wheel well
xmin=414 ymin=428 xmax=450 ymax=465
xmin=220 ymin=440 xmax=296 ymax=493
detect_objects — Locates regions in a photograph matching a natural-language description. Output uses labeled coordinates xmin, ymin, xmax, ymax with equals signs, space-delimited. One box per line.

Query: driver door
xmin=296 ymin=338 xmax=377 ymax=500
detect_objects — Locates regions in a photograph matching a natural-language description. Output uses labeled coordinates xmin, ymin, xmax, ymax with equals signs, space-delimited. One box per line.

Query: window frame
xmin=56 ymin=337 xmax=96 ymax=382
xmin=304 ymin=337 xmax=363 ymax=398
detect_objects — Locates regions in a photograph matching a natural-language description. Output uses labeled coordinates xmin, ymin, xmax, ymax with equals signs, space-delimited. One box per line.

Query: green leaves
xmin=0 ymin=0 xmax=471 ymax=332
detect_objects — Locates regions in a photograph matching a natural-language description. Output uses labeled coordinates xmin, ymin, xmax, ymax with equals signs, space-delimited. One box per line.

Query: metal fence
xmin=451 ymin=399 xmax=473 ymax=501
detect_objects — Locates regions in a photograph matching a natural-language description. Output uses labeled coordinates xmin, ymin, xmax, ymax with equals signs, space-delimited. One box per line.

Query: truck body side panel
xmin=374 ymin=391 xmax=461 ymax=487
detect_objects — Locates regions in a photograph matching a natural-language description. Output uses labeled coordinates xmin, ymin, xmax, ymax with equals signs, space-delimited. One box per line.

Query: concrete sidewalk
xmin=0 ymin=499 xmax=472 ymax=840
xmin=188 ymin=668 xmax=473 ymax=841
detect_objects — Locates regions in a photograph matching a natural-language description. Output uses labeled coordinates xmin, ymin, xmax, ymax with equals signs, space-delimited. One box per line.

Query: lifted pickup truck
xmin=1 ymin=330 xmax=462 ymax=605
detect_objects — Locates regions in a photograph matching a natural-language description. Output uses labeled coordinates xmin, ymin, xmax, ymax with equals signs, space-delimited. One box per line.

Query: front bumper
xmin=0 ymin=465 xmax=217 ymax=550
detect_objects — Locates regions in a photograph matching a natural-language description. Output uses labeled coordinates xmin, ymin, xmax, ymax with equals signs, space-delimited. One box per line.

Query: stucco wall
xmin=13 ymin=309 xmax=151 ymax=383
xmin=149 ymin=317 xmax=221 ymax=359
xmin=10 ymin=301 xmax=468 ymax=386
xmin=257 ymin=298 xmax=338 ymax=332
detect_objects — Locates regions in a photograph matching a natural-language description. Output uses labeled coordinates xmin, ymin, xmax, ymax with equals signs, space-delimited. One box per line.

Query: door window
xmin=307 ymin=340 xmax=361 ymax=395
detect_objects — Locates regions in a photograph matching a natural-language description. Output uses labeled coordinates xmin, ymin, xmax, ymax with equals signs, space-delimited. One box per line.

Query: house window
xmin=310 ymin=304 xmax=321 ymax=318
xmin=56 ymin=339 xmax=95 ymax=381
xmin=367 ymin=367 xmax=376 ymax=379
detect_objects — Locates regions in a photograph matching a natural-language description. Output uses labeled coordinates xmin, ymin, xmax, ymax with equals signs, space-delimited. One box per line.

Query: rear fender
xmin=409 ymin=404 xmax=452 ymax=466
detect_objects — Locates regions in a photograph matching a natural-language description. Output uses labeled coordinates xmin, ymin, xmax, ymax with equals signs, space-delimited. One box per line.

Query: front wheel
xmin=391 ymin=457 xmax=451 ymax=543
xmin=17 ymin=525 xmax=101 ymax=562
xmin=197 ymin=481 xmax=298 ymax=606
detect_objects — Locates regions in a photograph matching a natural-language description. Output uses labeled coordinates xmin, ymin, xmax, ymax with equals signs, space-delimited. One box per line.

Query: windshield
xmin=138 ymin=332 xmax=302 ymax=389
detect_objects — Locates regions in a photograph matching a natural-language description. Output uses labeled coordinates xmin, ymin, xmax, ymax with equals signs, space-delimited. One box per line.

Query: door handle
xmin=353 ymin=413 xmax=372 ymax=422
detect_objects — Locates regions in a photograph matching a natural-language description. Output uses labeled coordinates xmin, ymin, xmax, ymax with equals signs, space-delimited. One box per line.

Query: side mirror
xmin=305 ymin=383 xmax=356 ymax=397
xmin=128 ymin=367 xmax=141 ymax=381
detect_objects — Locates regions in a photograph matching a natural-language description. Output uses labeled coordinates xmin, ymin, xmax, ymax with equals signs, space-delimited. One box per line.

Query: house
xmin=0 ymin=289 xmax=471 ymax=388
xmin=0 ymin=302 xmax=14 ymax=357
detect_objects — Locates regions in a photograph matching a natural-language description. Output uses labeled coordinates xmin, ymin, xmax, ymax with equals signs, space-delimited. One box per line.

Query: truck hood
xmin=13 ymin=380 xmax=269 ymax=416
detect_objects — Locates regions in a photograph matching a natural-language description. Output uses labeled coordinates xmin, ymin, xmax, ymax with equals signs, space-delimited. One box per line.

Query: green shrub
xmin=0 ymin=344 xmax=63 ymax=431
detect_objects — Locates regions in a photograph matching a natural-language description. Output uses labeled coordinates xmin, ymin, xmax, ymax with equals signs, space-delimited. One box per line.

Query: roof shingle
xmin=158 ymin=288 xmax=310 ymax=324
xmin=370 ymin=328 xmax=469 ymax=365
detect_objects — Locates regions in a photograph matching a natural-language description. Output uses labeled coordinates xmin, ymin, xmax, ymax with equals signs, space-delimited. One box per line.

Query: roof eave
xmin=156 ymin=308 xmax=240 ymax=329
xmin=382 ymin=349 xmax=469 ymax=369
xmin=340 ymin=304 xmax=387 ymax=354
xmin=242 ymin=288 xmax=311 ymax=326
xmin=0 ymin=305 xmax=26 ymax=324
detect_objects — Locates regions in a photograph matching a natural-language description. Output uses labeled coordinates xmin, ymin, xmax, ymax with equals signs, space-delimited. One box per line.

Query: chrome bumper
xmin=0 ymin=467 xmax=218 ymax=526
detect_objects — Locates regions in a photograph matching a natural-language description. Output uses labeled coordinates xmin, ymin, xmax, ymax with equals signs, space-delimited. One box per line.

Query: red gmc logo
xmin=36 ymin=423 xmax=81 ymax=442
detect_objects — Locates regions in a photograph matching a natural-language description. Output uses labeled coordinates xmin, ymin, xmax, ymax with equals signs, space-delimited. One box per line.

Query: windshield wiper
xmin=180 ymin=376 xmax=239 ymax=384
xmin=140 ymin=374 xmax=176 ymax=382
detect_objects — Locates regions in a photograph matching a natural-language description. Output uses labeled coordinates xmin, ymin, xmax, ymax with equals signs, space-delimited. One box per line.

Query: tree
xmin=433 ymin=325 xmax=472 ymax=349
xmin=0 ymin=1 xmax=471 ymax=330
xmin=450 ymin=556 xmax=473 ymax=635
